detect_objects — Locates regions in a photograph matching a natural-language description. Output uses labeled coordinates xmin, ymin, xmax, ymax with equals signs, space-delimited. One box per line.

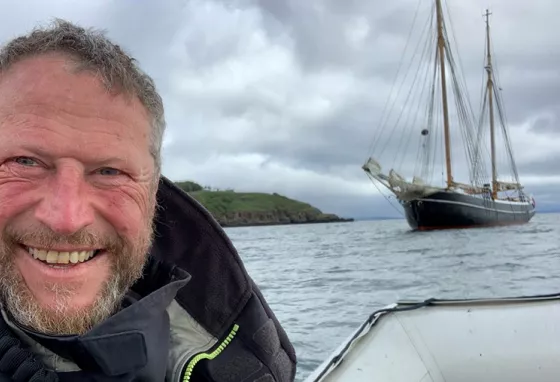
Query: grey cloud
xmin=0 ymin=0 xmax=557 ymax=218
xmin=130 ymin=0 xmax=560 ymax=214
xmin=529 ymin=113 xmax=559 ymax=135
xmin=518 ymin=154 xmax=560 ymax=176
xmin=496 ymin=75 xmax=560 ymax=126
xmin=300 ymin=192 xmax=403 ymax=220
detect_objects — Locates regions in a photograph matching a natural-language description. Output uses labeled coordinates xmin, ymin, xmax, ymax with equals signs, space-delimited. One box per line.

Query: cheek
xmin=97 ymin=189 xmax=154 ymax=238
xmin=0 ymin=181 xmax=39 ymax=221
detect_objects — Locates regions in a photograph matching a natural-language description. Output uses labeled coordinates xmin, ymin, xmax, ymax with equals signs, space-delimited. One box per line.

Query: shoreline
xmin=220 ymin=217 xmax=355 ymax=228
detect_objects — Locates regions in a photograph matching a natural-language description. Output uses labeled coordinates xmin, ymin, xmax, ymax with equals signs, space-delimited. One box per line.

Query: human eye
xmin=97 ymin=167 xmax=123 ymax=176
xmin=12 ymin=156 xmax=40 ymax=167
xmin=0 ymin=156 xmax=47 ymax=178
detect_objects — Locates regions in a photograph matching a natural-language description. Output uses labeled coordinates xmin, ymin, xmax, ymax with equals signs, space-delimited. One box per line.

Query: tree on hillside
xmin=175 ymin=180 xmax=203 ymax=192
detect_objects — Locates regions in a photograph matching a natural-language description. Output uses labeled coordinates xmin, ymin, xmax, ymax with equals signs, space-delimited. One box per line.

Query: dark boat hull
xmin=400 ymin=191 xmax=535 ymax=231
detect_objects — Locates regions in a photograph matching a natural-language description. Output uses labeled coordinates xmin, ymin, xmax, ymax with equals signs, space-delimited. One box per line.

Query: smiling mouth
xmin=26 ymin=246 xmax=101 ymax=265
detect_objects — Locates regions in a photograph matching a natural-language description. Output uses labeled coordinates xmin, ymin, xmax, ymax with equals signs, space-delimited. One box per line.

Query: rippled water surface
xmin=224 ymin=212 xmax=560 ymax=381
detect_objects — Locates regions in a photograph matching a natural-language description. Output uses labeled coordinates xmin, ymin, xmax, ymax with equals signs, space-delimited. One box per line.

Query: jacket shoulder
xmin=184 ymin=287 xmax=296 ymax=382
xmin=153 ymin=178 xmax=297 ymax=381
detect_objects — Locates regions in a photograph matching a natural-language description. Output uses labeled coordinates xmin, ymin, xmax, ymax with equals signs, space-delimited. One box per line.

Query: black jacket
xmin=0 ymin=176 xmax=297 ymax=382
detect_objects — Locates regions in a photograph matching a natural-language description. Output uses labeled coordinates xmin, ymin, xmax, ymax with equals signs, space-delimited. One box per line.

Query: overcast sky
xmin=0 ymin=0 xmax=557 ymax=219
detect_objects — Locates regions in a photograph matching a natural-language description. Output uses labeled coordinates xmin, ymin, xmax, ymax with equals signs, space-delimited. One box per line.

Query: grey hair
xmin=0 ymin=18 xmax=165 ymax=175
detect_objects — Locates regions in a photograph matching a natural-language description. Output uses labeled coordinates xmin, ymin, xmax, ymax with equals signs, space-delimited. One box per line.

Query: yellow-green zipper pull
xmin=182 ymin=324 xmax=240 ymax=382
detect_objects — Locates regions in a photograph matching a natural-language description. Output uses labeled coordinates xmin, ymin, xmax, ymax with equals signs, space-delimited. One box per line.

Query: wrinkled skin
xmin=0 ymin=53 xmax=157 ymax=335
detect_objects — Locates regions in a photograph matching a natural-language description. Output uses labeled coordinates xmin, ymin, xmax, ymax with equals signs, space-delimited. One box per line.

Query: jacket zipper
xmin=181 ymin=324 xmax=240 ymax=382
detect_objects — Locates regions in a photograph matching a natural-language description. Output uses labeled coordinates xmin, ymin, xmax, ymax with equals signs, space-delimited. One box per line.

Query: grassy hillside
xmin=189 ymin=190 xmax=321 ymax=215
xmin=175 ymin=181 xmax=353 ymax=227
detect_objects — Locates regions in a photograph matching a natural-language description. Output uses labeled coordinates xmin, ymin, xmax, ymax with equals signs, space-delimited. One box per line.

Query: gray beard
xmin=0 ymin=258 xmax=129 ymax=335
xmin=0 ymin=224 xmax=153 ymax=336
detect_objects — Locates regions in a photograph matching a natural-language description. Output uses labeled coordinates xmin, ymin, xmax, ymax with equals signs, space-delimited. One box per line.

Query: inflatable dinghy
xmin=304 ymin=294 xmax=560 ymax=382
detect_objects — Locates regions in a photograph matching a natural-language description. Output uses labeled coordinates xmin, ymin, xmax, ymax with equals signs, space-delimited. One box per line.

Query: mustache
xmin=3 ymin=225 xmax=124 ymax=253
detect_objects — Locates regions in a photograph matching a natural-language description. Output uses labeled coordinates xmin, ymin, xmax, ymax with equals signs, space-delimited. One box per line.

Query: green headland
xmin=175 ymin=180 xmax=354 ymax=227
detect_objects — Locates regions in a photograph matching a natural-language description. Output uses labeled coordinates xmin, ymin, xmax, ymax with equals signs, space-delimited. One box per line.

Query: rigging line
xmin=446 ymin=21 xmax=480 ymax=174
xmin=454 ymin=59 xmax=485 ymax=185
xmin=477 ymin=86 xmax=492 ymax=179
xmin=495 ymin=82 xmax=520 ymax=184
xmin=365 ymin=0 xmax=424 ymax=161
xmin=495 ymin=96 xmax=507 ymax=182
xmin=366 ymin=177 xmax=404 ymax=217
xmin=398 ymin=17 xmax=437 ymax=173
xmin=395 ymin=39 xmax=432 ymax=171
xmin=487 ymin=37 xmax=503 ymax=186
xmin=442 ymin=10 xmax=490 ymax=188
xmin=489 ymin=31 xmax=521 ymax=189
xmin=478 ymin=14 xmax=492 ymax=154
xmin=476 ymin=101 xmax=490 ymax=185
xmin=378 ymin=9 xmax=434 ymax=160
xmin=499 ymin=108 xmax=521 ymax=185
xmin=420 ymin=73 xmax=431 ymax=179
xmin=413 ymin=31 xmax=438 ymax=178
xmin=472 ymin=43 xmax=493 ymax=184
xmin=414 ymin=40 xmax=435 ymax=180
xmin=444 ymin=29 xmax=477 ymax=186
xmin=432 ymin=75 xmax=443 ymax=186
xmin=491 ymin=41 xmax=520 ymax=185
xmin=477 ymin=89 xmax=491 ymax=184
xmin=475 ymin=87 xmax=488 ymax=183
xmin=410 ymin=66 xmax=436 ymax=175
xmin=453 ymin=88 xmax=473 ymax=183
xmin=486 ymin=16 xmax=521 ymax=191
xmin=443 ymin=24 xmax=482 ymax=174
xmin=367 ymin=2 xmax=424 ymax=159
xmin=414 ymin=137 xmax=423 ymax=175
xmin=420 ymin=13 xmax=437 ymax=180
xmin=371 ymin=2 xmax=431 ymax=159
xmin=422 ymin=47 xmax=438 ymax=181
xmin=412 ymin=32 xmax=434 ymax=176
xmin=444 ymin=0 xmax=478 ymax=121
xmin=445 ymin=42 xmax=470 ymax=176
xmin=376 ymin=6 xmax=433 ymax=158
xmin=442 ymin=23 xmax=476 ymax=188
xmin=429 ymin=38 xmax=439 ymax=174
xmin=478 ymin=20 xmax=487 ymax=121
xmin=472 ymin=107 xmax=484 ymax=184
xmin=428 ymin=58 xmax=438 ymax=185
xmin=439 ymin=97 xmax=444 ymax=187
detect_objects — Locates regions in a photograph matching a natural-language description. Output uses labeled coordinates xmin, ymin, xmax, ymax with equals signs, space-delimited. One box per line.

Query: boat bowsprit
xmin=304 ymin=294 xmax=560 ymax=382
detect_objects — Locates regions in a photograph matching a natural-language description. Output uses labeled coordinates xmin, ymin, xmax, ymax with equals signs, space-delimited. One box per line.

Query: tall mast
xmin=484 ymin=9 xmax=497 ymax=199
xmin=435 ymin=0 xmax=453 ymax=189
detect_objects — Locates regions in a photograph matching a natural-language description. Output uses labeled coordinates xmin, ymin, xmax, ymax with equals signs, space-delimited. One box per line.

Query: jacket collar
xmin=149 ymin=176 xmax=253 ymax=338
xmin=11 ymin=257 xmax=190 ymax=376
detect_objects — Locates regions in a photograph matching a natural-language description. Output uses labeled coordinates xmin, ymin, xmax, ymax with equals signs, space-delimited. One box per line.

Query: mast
xmin=484 ymin=9 xmax=497 ymax=199
xmin=435 ymin=0 xmax=453 ymax=189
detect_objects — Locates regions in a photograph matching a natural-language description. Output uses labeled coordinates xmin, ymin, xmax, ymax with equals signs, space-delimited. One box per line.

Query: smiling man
xmin=0 ymin=20 xmax=296 ymax=382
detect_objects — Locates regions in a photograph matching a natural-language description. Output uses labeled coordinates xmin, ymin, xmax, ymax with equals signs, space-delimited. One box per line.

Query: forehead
xmin=0 ymin=54 xmax=151 ymax=148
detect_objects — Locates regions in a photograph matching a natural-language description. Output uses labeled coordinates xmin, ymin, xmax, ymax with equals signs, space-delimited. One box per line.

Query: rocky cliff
xmin=215 ymin=209 xmax=353 ymax=227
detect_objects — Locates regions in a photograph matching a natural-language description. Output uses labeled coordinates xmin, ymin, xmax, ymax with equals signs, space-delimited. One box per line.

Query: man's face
xmin=0 ymin=54 xmax=157 ymax=335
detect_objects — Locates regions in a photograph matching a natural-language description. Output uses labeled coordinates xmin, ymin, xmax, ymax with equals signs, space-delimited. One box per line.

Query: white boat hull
xmin=305 ymin=294 xmax=560 ymax=382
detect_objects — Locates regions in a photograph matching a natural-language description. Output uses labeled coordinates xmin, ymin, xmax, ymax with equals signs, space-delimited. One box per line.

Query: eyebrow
xmin=20 ymin=145 xmax=54 ymax=160
xmin=19 ymin=144 xmax=131 ymax=168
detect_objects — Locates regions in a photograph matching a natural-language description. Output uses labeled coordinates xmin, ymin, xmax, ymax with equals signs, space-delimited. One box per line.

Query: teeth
xmin=27 ymin=247 xmax=96 ymax=264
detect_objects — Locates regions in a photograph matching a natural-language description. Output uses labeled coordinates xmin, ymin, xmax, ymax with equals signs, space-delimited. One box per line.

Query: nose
xmin=34 ymin=165 xmax=95 ymax=235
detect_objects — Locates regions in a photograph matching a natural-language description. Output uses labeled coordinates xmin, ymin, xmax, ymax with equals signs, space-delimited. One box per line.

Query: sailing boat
xmin=362 ymin=0 xmax=535 ymax=230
